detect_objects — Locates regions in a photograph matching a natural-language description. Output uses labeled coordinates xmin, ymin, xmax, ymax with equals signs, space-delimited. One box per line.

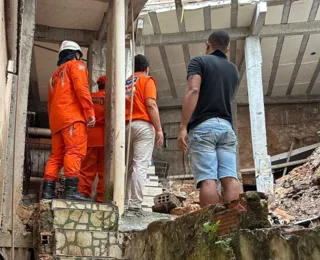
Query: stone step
xmin=147 ymin=166 xmax=155 ymax=175
xmin=54 ymin=229 xmax=124 ymax=259
xmin=52 ymin=200 xmax=116 ymax=212
xmin=145 ymin=179 xmax=160 ymax=187
xmin=56 ymin=257 xmax=125 ymax=260
xmin=53 ymin=208 xmax=118 ymax=231
xmin=142 ymin=186 xmax=163 ymax=197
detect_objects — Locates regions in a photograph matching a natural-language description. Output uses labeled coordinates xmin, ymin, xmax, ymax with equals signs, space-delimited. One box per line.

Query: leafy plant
xmin=203 ymin=220 xmax=221 ymax=242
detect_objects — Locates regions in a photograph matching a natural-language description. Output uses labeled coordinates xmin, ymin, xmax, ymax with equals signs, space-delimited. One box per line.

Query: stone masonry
xmin=34 ymin=199 xmax=126 ymax=260
xmin=125 ymin=192 xmax=320 ymax=260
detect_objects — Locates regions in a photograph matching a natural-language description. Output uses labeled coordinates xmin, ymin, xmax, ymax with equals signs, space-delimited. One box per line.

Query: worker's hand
xmin=177 ymin=127 xmax=188 ymax=152
xmin=156 ymin=130 xmax=164 ymax=148
xmin=87 ymin=116 xmax=96 ymax=128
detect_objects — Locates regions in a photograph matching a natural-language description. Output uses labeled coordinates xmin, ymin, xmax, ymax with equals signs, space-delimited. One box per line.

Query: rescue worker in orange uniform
xmin=78 ymin=75 xmax=106 ymax=203
xmin=125 ymin=55 xmax=164 ymax=212
xmin=42 ymin=40 xmax=95 ymax=201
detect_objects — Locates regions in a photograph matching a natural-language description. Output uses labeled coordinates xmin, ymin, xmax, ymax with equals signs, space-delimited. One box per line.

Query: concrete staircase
xmin=35 ymin=199 xmax=126 ymax=260
xmin=142 ymin=165 xmax=163 ymax=211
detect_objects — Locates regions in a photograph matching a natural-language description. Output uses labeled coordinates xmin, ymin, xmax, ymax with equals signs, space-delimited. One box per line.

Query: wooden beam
xmin=157 ymin=94 xmax=320 ymax=109
xmin=266 ymin=0 xmax=291 ymax=96
xmin=175 ymin=0 xmax=190 ymax=70
xmin=230 ymin=0 xmax=238 ymax=64
xmin=251 ymin=1 xmax=267 ymax=36
xmin=149 ymin=12 xmax=177 ymax=98
xmin=286 ymin=0 xmax=320 ymax=95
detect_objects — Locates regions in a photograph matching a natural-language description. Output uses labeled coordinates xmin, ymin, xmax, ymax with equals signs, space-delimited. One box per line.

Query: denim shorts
xmin=188 ymin=118 xmax=238 ymax=188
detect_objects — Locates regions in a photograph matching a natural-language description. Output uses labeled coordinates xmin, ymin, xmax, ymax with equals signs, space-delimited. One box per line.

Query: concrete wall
xmin=156 ymin=103 xmax=320 ymax=176
xmin=0 ymin=0 xmax=9 ymax=178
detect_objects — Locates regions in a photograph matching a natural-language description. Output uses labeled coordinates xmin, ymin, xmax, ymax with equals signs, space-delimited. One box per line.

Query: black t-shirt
xmin=187 ymin=50 xmax=239 ymax=132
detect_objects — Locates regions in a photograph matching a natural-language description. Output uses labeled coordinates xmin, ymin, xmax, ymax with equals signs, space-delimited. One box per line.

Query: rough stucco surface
xmin=156 ymin=103 xmax=320 ymax=176
xmin=0 ymin=0 xmax=9 ymax=188
xmin=126 ymin=210 xmax=320 ymax=260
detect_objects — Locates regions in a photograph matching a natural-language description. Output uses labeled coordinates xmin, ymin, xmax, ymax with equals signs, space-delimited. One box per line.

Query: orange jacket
xmin=87 ymin=89 xmax=105 ymax=147
xmin=125 ymin=72 xmax=157 ymax=123
xmin=48 ymin=60 xmax=94 ymax=135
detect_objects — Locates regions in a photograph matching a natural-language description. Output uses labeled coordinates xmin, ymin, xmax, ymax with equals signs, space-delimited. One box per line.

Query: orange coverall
xmin=44 ymin=60 xmax=94 ymax=181
xmin=78 ymin=89 xmax=106 ymax=202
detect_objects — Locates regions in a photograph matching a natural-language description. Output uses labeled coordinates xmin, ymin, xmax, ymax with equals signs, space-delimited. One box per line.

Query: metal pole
xmin=113 ymin=0 xmax=126 ymax=215
xmin=28 ymin=127 xmax=51 ymax=137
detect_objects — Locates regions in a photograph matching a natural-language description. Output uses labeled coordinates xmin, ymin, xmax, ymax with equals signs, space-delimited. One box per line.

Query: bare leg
xmin=199 ymin=179 xmax=221 ymax=208
xmin=221 ymin=177 xmax=240 ymax=203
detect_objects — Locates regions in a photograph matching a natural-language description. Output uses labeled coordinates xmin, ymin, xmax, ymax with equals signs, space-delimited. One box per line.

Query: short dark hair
xmin=98 ymin=84 xmax=105 ymax=90
xmin=208 ymin=30 xmax=230 ymax=51
xmin=135 ymin=54 xmax=149 ymax=72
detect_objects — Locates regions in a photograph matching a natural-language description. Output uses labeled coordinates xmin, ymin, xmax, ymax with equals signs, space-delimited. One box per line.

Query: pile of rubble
xmin=269 ymin=147 xmax=320 ymax=224
xmin=155 ymin=180 xmax=200 ymax=215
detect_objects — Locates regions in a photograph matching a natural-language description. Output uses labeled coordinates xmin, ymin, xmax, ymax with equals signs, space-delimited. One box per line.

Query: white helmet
xmin=59 ymin=40 xmax=83 ymax=56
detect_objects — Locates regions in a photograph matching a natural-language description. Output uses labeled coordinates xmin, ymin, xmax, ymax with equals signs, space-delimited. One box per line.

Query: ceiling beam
xmin=203 ymin=6 xmax=211 ymax=31
xmin=97 ymin=2 xmax=113 ymax=41
xmin=251 ymin=1 xmax=267 ymax=36
xmin=306 ymin=58 xmax=320 ymax=95
xmin=29 ymin=94 xmax=320 ymax=113
xmin=230 ymin=0 xmax=238 ymax=64
xmin=135 ymin=18 xmax=144 ymax=46
xmin=35 ymin=24 xmax=97 ymax=47
xmin=175 ymin=0 xmax=190 ymax=71
xmin=266 ymin=0 xmax=291 ymax=96
xmin=286 ymin=0 xmax=320 ymax=95
xmin=157 ymin=95 xmax=320 ymax=109
xmin=127 ymin=0 xmax=148 ymax=32
xmin=35 ymin=20 xmax=320 ymax=49
xmin=149 ymin=12 xmax=177 ymax=98
xmin=142 ymin=20 xmax=320 ymax=47
xmin=238 ymin=54 xmax=246 ymax=82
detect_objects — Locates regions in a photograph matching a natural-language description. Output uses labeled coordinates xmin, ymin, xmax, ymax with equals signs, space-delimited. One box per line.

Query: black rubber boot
xmin=64 ymin=177 xmax=92 ymax=201
xmin=42 ymin=180 xmax=56 ymax=200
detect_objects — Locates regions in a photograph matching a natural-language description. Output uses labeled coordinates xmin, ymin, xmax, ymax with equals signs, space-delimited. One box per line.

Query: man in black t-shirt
xmin=177 ymin=30 xmax=240 ymax=208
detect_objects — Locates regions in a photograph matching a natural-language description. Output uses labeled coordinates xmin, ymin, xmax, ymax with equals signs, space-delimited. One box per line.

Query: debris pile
xmin=269 ymin=146 xmax=320 ymax=224
xmin=162 ymin=180 xmax=201 ymax=215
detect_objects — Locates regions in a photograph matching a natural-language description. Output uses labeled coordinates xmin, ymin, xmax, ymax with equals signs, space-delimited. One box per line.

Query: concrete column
xmin=113 ymin=0 xmax=126 ymax=215
xmin=2 ymin=0 xmax=36 ymax=258
xmin=88 ymin=41 xmax=107 ymax=92
xmin=104 ymin=6 xmax=115 ymax=203
xmin=245 ymin=37 xmax=273 ymax=194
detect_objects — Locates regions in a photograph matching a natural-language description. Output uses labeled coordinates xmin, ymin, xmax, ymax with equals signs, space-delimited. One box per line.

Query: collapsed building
xmin=0 ymin=0 xmax=320 ymax=259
